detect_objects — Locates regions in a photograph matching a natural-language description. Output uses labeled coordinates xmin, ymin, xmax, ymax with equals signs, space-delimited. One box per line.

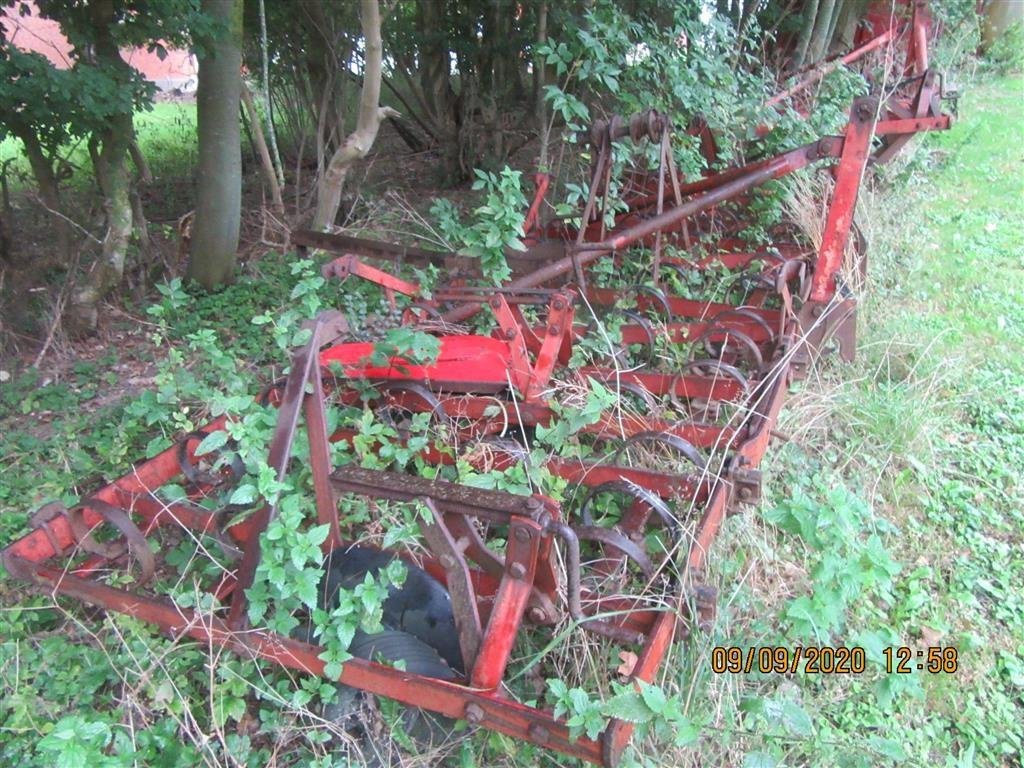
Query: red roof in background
xmin=2 ymin=2 xmax=197 ymax=91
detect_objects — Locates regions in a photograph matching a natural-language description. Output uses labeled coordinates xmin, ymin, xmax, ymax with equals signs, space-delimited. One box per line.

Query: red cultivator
xmin=2 ymin=3 xmax=954 ymax=765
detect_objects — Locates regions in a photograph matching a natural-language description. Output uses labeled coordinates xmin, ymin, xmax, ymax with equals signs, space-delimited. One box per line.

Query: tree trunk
xmin=188 ymin=0 xmax=243 ymax=290
xmin=0 ymin=209 xmax=8 ymax=264
xmin=65 ymin=0 xmax=138 ymax=333
xmin=534 ymin=0 xmax=548 ymax=131
xmin=18 ymin=130 xmax=70 ymax=259
xmin=258 ymin=0 xmax=285 ymax=189
xmin=823 ymin=0 xmax=846 ymax=57
xmin=807 ymin=0 xmax=838 ymax=65
xmin=792 ymin=0 xmax=820 ymax=69
xmin=67 ymin=117 xmax=133 ymax=333
xmin=982 ymin=0 xmax=1024 ymax=50
xmin=312 ymin=0 xmax=396 ymax=231
xmin=833 ymin=0 xmax=868 ymax=50
xmin=241 ymin=84 xmax=285 ymax=216
xmin=418 ymin=0 xmax=462 ymax=185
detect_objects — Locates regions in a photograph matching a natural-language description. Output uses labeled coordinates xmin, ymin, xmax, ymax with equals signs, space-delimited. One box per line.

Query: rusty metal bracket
xmin=727 ymin=458 xmax=763 ymax=512
xmin=418 ymin=498 xmax=483 ymax=675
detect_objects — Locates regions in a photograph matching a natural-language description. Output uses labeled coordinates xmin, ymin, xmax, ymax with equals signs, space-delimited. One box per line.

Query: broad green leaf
xmin=229 ymin=484 xmax=258 ymax=506
xmin=195 ymin=429 xmax=228 ymax=456
xmin=603 ymin=691 xmax=654 ymax=724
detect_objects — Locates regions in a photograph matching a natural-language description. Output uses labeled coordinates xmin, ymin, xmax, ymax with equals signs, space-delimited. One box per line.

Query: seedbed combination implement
xmin=2 ymin=2 xmax=954 ymax=764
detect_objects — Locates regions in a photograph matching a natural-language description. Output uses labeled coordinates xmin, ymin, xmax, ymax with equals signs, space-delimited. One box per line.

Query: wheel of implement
xmin=317 ymin=546 xmax=465 ymax=756
xmin=332 ymin=629 xmax=459 ymax=753
xmin=320 ymin=544 xmax=463 ymax=673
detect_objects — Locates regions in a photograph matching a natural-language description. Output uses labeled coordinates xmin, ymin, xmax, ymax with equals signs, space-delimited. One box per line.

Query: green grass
xmin=1 ymin=102 xmax=197 ymax=184
xmin=693 ymin=75 xmax=1024 ymax=768
xmin=133 ymin=102 xmax=198 ymax=181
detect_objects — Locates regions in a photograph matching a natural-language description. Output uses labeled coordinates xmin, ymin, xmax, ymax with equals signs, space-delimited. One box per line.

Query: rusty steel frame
xmin=2 ymin=4 xmax=955 ymax=766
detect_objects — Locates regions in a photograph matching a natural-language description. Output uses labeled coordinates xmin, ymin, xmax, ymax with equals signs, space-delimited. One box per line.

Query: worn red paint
xmin=1 ymin=7 xmax=954 ymax=765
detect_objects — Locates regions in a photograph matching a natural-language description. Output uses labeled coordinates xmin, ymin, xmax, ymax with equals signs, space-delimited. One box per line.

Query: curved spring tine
xmin=630 ymin=284 xmax=672 ymax=319
xmin=670 ymin=359 xmax=750 ymax=413
xmin=660 ymin=257 xmax=700 ymax=275
xmin=177 ymin=430 xmax=244 ymax=486
xmin=377 ymin=380 xmax=452 ymax=427
xmin=610 ymin=430 xmax=707 ymax=472
xmin=723 ymin=269 xmax=774 ymax=306
xmin=578 ymin=479 xmax=675 ymax=536
xmin=711 ymin=307 xmax=775 ymax=338
xmin=572 ymin=524 xmax=656 ymax=578
xmin=679 ymin=358 xmax=751 ymax=395
xmin=621 ymin=477 xmax=680 ymax=538
xmin=618 ymin=380 xmax=659 ymax=410
xmin=613 ymin=308 xmax=657 ymax=368
xmin=68 ymin=498 xmax=156 ymax=586
xmin=693 ymin=325 xmax=764 ymax=371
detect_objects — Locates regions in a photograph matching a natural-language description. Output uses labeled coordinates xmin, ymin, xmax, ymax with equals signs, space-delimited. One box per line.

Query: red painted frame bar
xmin=809 ymin=97 xmax=879 ymax=302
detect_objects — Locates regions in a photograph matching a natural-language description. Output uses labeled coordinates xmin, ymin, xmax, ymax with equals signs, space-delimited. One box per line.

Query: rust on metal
xmin=1 ymin=3 xmax=953 ymax=765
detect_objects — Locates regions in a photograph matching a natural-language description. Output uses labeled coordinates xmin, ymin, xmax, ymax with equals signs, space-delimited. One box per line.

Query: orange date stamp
xmin=711 ymin=646 xmax=959 ymax=674
xmin=711 ymin=645 xmax=867 ymax=674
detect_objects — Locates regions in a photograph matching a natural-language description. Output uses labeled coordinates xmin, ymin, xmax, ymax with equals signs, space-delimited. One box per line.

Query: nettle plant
xmin=539 ymin=4 xmax=776 ymax=198
xmin=139 ymin=261 xmax=448 ymax=697
xmin=431 ymin=166 xmax=529 ymax=285
xmin=536 ymin=1 xmax=875 ymax=251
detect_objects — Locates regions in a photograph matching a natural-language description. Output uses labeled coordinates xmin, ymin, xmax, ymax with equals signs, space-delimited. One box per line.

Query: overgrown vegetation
xmin=3 ymin=73 xmax=1021 ymax=765
xmin=1 ymin=1 xmax=1021 ymax=766
xmin=700 ymin=75 xmax=1023 ymax=767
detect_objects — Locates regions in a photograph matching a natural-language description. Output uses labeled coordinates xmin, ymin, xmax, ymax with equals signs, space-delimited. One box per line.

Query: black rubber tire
xmin=331 ymin=629 xmax=459 ymax=754
xmin=318 ymin=547 xmax=467 ymax=758
xmin=320 ymin=545 xmax=463 ymax=675
xmin=348 ymin=629 xmax=458 ymax=681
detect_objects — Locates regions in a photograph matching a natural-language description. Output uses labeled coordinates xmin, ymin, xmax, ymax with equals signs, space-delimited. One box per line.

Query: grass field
xmin=0 ymin=76 xmax=1021 ymax=767
xmin=694 ymin=75 xmax=1023 ymax=767
xmin=0 ymin=101 xmax=197 ymax=179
